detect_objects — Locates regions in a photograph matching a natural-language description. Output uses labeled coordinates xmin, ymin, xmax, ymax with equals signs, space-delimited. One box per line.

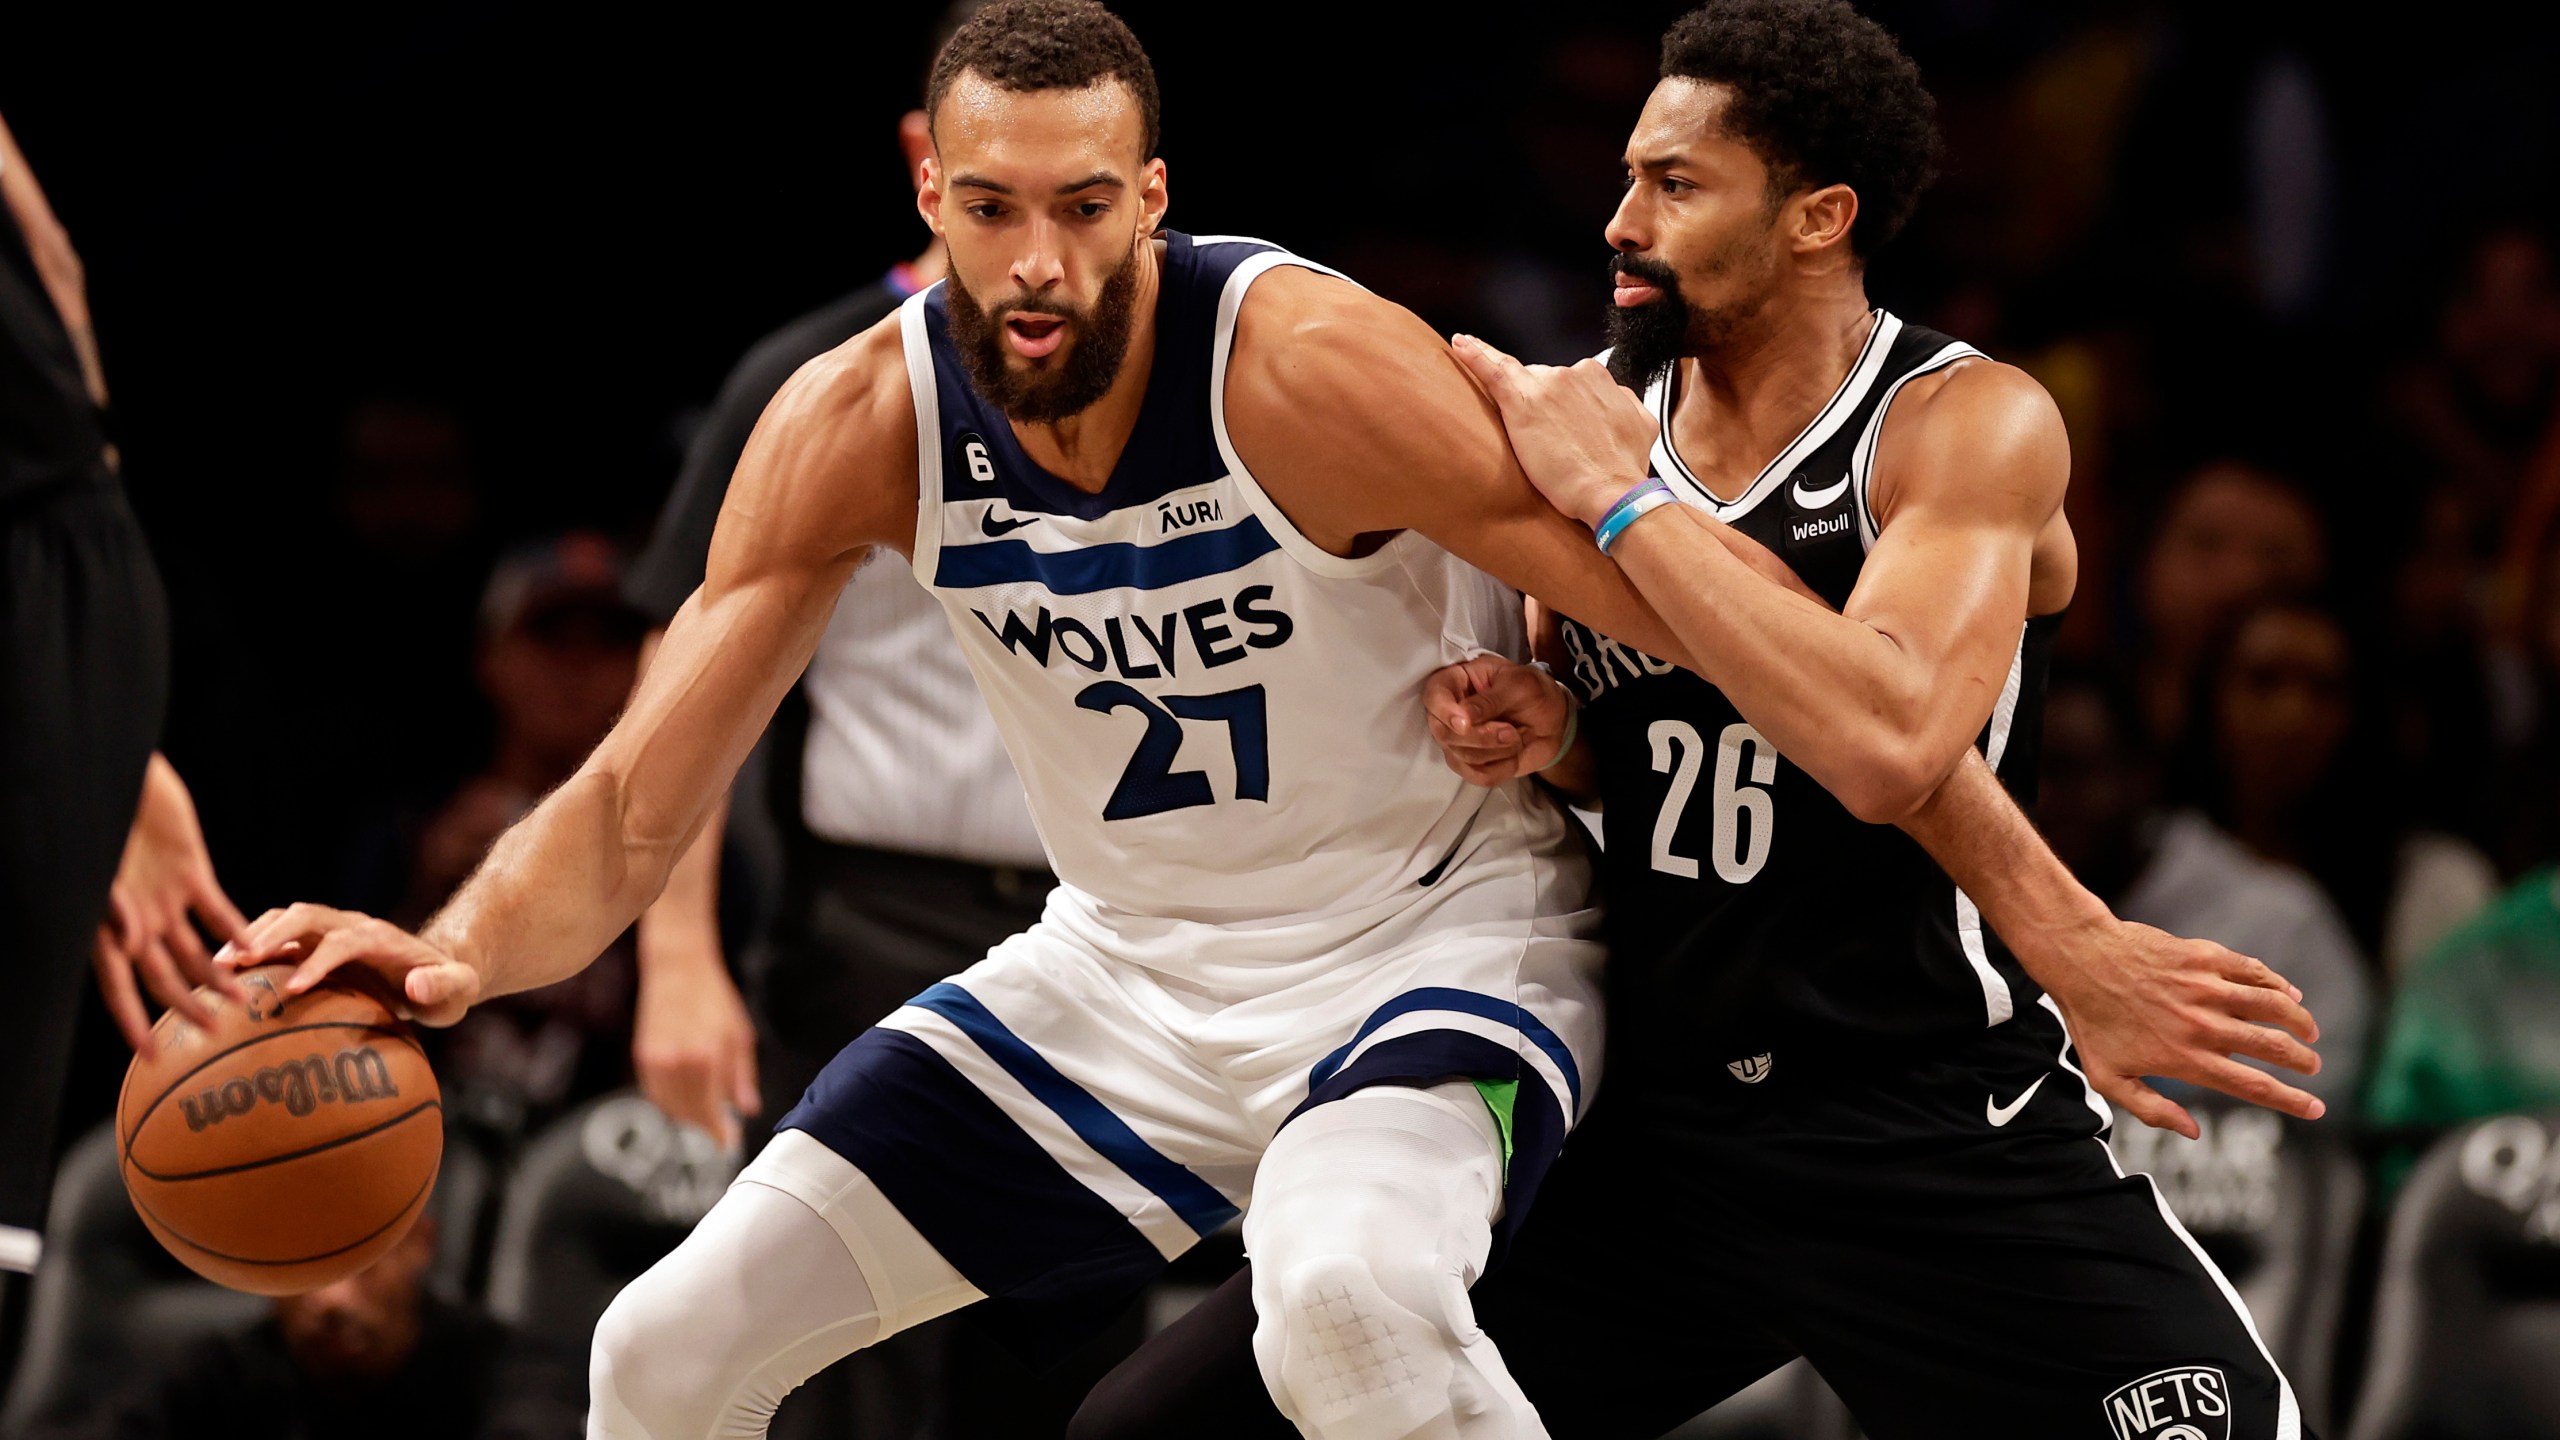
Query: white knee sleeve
xmin=1245 ymin=1082 xmax=1546 ymax=1440
xmin=588 ymin=1131 xmax=980 ymax=1440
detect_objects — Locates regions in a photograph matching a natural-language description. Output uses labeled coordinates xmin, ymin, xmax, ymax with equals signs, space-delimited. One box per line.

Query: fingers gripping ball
xmin=116 ymin=963 xmax=442 ymax=1295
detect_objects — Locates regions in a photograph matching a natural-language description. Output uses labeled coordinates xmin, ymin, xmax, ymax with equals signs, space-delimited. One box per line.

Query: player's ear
xmin=1141 ymin=156 xmax=1170 ymax=234
xmin=918 ymin=156 xmax=948 ymax=235
xmin=898 ymin=110 xmax=934 ymax=194
xmin=1791 ymin=182 xmax=1858 ymax=261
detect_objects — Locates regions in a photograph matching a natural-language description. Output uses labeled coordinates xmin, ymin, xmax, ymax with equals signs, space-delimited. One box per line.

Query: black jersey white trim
xmin=1645 ymin=310 xmax=1898 ymax=522
xmin=1951 ymin=626 xmax=2029 ymax=1026
xmin=1847 ymin=338 xmax=1985 ymax=553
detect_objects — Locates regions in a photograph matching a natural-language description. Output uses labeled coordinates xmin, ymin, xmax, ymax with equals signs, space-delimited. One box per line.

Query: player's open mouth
xmin=1005 ymin=314 xmax=1068 ymax=359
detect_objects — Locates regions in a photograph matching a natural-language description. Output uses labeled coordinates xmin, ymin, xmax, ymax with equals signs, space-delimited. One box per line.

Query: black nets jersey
xmin=1557 ymin=312 xmax=2061 ymax=1093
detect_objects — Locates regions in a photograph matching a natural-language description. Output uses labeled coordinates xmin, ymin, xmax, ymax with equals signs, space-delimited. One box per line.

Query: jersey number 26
xmin=1648 ymin=720 xmax=1776 ymax=884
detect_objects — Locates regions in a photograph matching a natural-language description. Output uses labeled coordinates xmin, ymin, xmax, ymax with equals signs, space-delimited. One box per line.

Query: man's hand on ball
xmin=216 ymin=903 xmax=483 ymax=1027
xmin=1423 ymin=655 xmax=1573 ymax=785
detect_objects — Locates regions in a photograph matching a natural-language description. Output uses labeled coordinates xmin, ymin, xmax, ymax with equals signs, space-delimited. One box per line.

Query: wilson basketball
xmin=116 ymin=963 xmax=442 ymax=1295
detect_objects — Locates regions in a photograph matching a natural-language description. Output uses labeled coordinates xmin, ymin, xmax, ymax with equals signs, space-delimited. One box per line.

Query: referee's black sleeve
xmin=625 ymin=281 xmax=904 ymax=625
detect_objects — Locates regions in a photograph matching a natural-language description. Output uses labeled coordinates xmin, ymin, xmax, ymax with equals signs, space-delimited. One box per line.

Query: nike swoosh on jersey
xmin=1986 ymin=1073 xmax=2047 ymax=1127
xmin=980 ymin=509 xmax=1037 ymax=538
xmin=1789 ymin=474 xmax=1851 ymax=509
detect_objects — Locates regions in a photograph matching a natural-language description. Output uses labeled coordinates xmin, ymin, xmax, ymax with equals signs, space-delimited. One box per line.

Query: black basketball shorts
xmin=1471 ymin=996 xmax=2306 ymax=1440
xmin=0 ymin=478 xmax=168 ymax=1262
xmin=1068 ymin=996 xmax=2307 ymax=1440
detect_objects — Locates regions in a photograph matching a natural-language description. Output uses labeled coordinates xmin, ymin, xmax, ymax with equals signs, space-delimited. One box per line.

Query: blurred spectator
xmin=411 ymin=534 xmax=646 ymax=1143
xmin=2384 ymin=483 xmax=2505 ymax=855
xmin=2040 ymin=663 xmax=2370 ymax=1114
xmin=2133 ymin=458 xmax=2326 ymax=746
xmin=19 ymin=1215 xmax=581 ymax=1440
xmin=2492 ymin=510 xmax=2560 ymax=873
xmin=2174 ymin=600 xmax=2497 ymax=980
xmin=2365 ymin=871 xmax=2560 ymax=1172
xmin=300 ymin=397 xmax=496 ymax=861
xmin=2390 ymin=227 xmax=2560 ymax=535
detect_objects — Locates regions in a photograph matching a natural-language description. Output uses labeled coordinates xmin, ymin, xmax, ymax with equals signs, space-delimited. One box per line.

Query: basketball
xmin=115 ymin=963 xmax=442 ymax=1296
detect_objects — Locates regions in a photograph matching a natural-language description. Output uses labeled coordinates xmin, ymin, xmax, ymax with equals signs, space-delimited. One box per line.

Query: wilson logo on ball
xmin=176 ymin=1046 xmax=402 ymax=1131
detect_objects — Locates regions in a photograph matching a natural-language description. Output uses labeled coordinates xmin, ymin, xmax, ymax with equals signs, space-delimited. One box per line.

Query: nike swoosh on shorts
xmin=1986 ymin=1073 xmax=2047 ymax=1127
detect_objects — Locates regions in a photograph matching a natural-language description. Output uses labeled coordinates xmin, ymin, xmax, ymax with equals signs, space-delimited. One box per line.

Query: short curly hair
xmin=1660 ymin=0 xmax=1939 ymax=258
xmin=927 ymin=0 xmax=1161 ymax=160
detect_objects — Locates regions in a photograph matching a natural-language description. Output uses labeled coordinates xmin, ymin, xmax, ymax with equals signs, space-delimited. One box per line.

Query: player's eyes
xmin=966 ymin=202 xmax=1006 ymax=220
xmin=1658 ymin=177 xmax=1691 ymax=195
xmin=1075 ymin=202 xmax=1110 ymax=219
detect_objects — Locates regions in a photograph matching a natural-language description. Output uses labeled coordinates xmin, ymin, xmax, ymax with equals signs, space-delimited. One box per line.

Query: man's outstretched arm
xmin=220 ymin=331 xmax=916 ymax=1021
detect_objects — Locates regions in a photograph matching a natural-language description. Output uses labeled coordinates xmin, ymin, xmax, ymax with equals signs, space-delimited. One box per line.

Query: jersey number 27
xmin=1648 ymin=720 xmax=1776 ymax=883
xmin=1079 ymin=682 xmax=1271 ymax=820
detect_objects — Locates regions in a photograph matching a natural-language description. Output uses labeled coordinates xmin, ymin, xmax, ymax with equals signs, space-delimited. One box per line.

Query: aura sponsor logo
xmin=178 ymin=1047 xmax=401 ymax=1131
xmin=2103 ymin=1366 xmax=2228 ymax=1440
xmin=1158 ymin=496 xmax=1224 ymax=533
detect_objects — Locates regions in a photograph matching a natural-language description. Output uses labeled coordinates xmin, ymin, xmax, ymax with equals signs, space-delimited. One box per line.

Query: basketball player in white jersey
xmin=222 ymin=4 xmax=2310 ymax=1437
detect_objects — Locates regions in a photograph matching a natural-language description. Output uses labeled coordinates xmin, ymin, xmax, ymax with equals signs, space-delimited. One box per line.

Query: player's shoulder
xmin=767 ymin=307 xmax=916 ymax=439
xmin=727 ymin=308 xmax=919 ymax=558
xmin=1225 ymin=260 xmax=1448 ymax=423
xmin=1887 ymin=351 xmax=2063 ymax=453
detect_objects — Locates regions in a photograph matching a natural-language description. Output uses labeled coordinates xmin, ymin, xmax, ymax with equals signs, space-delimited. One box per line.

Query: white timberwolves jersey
xmin=900 ymin=233 xmax=1525 ymax=925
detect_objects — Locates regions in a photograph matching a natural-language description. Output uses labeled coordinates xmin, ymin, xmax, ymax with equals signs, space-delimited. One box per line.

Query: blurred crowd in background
xmin=8 ymin=2 xmax=2560 ymax=1436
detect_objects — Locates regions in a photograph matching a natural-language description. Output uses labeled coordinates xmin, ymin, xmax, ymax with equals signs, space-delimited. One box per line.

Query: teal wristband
xmin=1593 ymin=477 xmax=1675 ymax=554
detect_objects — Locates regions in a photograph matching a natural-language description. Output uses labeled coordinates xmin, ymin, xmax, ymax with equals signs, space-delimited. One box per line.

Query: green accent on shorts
xmin=1472 ymin=1077 xmax=1519 ymax=1180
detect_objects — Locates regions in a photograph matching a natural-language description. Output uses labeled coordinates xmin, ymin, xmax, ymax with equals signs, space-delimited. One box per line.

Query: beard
xmin=945 ymin=237 xmax=1143 ymax=424
xmin=1602 ymin=232 xmax=1778 ymax=389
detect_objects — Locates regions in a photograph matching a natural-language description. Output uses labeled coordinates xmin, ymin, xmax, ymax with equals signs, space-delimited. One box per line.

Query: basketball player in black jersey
xmin=1069 ymin=2 xmax=2316 ymax=1436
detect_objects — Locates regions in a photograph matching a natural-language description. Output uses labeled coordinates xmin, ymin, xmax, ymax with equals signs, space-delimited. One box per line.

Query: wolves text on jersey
xmin=972 ymin=583 xmax=1295 ymax=681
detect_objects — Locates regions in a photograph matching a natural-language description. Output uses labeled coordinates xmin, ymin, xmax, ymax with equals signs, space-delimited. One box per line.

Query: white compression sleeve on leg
xmin=587 ymin=1131 xmax=980 ymax=1440
xmin=1244 ymin=1081 xmax=1547 ymax=1440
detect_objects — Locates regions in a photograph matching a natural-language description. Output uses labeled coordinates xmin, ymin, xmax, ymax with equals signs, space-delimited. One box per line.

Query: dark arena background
xmin=6 ymin=2 xmax=2560 ymax=1437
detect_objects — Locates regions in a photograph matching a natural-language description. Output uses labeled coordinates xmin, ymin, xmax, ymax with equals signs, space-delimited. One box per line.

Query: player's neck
xmin=1667 ymin=284 xmax=1874 ymax=496
xmin=1009 ymin=239 xmax=1164 ymax=493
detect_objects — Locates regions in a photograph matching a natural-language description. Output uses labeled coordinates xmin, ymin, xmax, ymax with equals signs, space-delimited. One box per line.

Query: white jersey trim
xmin=1952 ymin=625 xmax=2029 ymax=1027
xmin=2052 ymin=998 xmax=2303 ymax=1440
xmin=0 ymin=1224 xmax=39 ymax=1274
xmin=1848 ymin=338 xmax=1985 ymax=552
xmin=899 ymin=287 xmax=947 ymax=581
xmin=1208 ymin=245 xmax=1424 ymax=581
xmin=1646 ymin=309 xmax=1899 ymax=522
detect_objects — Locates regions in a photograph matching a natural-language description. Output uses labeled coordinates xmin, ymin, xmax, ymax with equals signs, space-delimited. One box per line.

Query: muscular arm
xmin=1251 ymin=280 xmax=2320 ymax=1130
xmin=1610 ymin=364 xmax=2067 ymax=822
xmin=1231 ymin=270 xmax=2063 ymax=871
xmin=228 ymin=324 xmax=918 ymax=1020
